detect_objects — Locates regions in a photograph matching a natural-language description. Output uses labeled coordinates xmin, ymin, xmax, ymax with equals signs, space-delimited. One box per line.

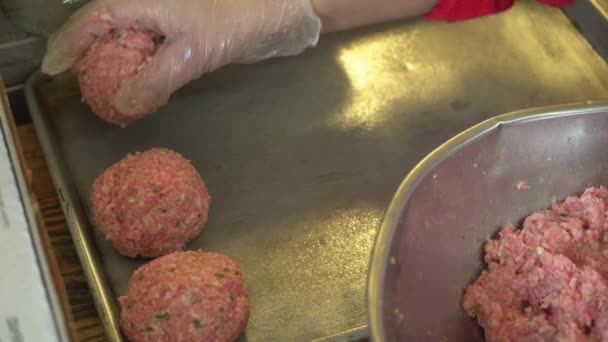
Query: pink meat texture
xmin=72 ymin=28 xmax=161 ymax=127
xmin=120 ymin=250 xmax=250 ymax=342
xmin=463 ymin=187 xmax=608 ymax=341
xmin=91 ymin=148 xmax=210 ymax=258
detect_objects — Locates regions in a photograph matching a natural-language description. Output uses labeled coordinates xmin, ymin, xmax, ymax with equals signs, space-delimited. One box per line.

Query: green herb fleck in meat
xmin=193 ymin=319 xmax=202 ymax=329
xmin=219 ymin=307 xmax=225 ymax=312
xmin=229 ymin=292 xmax=234 ymax=301
xmin=224 ymin=268 xmax=230 ymax=272
xmin=155 ymin=312 xmax=170 ymax=320
xmin=215 ymin=273 xmax=224 ymax=279
xmin=161 ymin=208 xmax=168 ymax=214
xmin=470 ymin=304 xmax=480 ymax=317
xmin=483 ymin=266 xmax=490 ymax=273
xmin=142 ymin=326 xmax=153 ymax=332
xmin=560 ymin=212 xmax=568 ymax=217
xmin=234 ymin=271 xmax=240 ymax=275
xmin=522 ymin=299 xmax=531 ymax=309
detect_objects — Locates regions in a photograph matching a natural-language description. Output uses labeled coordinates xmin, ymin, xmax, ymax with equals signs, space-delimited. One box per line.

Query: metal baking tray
xmin=24 ymin=2 xmax=608 ymax=341
xmin=564 ymin=0 xmax=608 ymax=61
xmin=0 ymin=36 xmax=45 ymax=87
xmin=1 ymin=76 xmax=69 ymax=342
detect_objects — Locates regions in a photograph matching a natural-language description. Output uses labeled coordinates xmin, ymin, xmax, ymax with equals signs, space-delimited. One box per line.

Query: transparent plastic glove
xmin=41 ymin=0 xmax=321 ymax=116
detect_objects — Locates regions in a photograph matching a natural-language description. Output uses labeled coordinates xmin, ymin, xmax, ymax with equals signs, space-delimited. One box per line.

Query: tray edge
xmin=24 ymin=71 xmax=123 ymax=342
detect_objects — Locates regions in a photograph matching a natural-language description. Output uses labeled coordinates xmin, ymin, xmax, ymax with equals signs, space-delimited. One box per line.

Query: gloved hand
xmin=41 ymin=0 xmax=321 ymax=116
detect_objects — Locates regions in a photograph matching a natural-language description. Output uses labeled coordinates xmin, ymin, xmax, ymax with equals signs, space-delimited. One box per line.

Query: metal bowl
xmin=368 ymin=101 xmax=608 ymax=341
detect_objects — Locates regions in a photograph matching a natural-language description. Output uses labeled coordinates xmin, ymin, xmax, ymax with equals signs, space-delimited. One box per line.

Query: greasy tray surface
xmin=26 ymin=2 xmax=608 ymax=341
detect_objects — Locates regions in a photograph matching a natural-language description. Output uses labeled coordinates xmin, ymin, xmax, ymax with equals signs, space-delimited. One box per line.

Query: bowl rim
xmin=366 ymin=100 xmax=608 ymax=341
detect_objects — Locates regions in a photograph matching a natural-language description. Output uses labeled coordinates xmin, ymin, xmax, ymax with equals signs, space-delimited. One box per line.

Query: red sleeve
xmin=424 ymin=0 xmax=514 ymax=22
xmin=424 ymin=0 xmax=575 ymax=22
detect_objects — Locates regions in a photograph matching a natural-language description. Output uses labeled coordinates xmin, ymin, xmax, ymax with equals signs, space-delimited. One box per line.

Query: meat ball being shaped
xmin=72 ymin=28 xmax=161 ymax=126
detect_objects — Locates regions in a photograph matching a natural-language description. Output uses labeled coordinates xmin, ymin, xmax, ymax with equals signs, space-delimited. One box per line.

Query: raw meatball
xmin=119 ymin=251 xmax=250 ymax=342
xmin=72 ymin=28 xmax=161 ymax=127
xmin=91 ymin=148 xmax=210 ymax=258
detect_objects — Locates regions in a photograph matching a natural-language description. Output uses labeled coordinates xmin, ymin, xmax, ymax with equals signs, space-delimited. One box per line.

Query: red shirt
xmin=424 ymin=0 xmax=575 ymax=22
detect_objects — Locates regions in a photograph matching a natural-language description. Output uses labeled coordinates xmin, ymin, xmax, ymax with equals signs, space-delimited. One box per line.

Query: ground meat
xmin=72 ymin=28 xmax=161 ymax=127
xmin=91 ymin=148 xmax=210 ymax=258
xmin=516 ymin=180 xmax=530 ymax=191
xmin=119 ymin=250 xmax=250 ymax=342
xmin=463 ymin=187 xmax=608 ymax=341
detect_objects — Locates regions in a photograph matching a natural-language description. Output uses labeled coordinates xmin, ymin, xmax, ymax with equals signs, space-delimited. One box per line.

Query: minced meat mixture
xmin=464 ymin=187 xmax=608 ymax=341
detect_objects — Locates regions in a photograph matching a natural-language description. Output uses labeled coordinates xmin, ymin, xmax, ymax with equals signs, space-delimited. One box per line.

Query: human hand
xmin=41 ymin=0 xmax=321 ymax=116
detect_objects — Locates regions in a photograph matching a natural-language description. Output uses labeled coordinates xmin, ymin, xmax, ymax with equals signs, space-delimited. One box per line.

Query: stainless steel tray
xmin=24 ymin=2 xmax=608 ymax=341
xmin=1 ymin=75 xmax=70 ymax=342
xmin=564 ymin=0 xmax=608 ymax=61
